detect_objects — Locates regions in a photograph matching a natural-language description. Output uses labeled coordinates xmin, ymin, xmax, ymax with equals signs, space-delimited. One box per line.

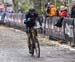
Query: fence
xmin=44 ymin=17 xmax=75 ymax=46
xmin=1 ymin=13 xmax=75 ymax=47
xmin=4 ymin=13 xmax=25 ymax=29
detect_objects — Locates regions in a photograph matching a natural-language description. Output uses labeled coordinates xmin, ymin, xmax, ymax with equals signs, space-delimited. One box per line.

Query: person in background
xmin=55 ymin=6 xmax=68 ymax=27
xmin=46 ymin=4 xmax=57 ymax=34
xmin=47 ymin=4 xmax=57 ymax=25
xmin=48 ymin=4 xmax=57 ymax=17
xmin=71 ymin=5 xmax=75 ymax=18
xmin=59 ymin=6 xmax=68 ymax=17
xmin=0 ymin=9 xmax=6 ymax=24
xmin=45 ymin=2 xmax=52 ymax=17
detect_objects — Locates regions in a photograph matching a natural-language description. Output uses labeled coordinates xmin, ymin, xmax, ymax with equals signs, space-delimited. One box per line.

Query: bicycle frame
xmin=27 ymin=27 xmax=40 ymax=58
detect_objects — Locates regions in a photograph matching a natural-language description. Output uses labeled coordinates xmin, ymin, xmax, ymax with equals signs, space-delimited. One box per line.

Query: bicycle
xmin=27 ymin=26 xmax=40 ymax=58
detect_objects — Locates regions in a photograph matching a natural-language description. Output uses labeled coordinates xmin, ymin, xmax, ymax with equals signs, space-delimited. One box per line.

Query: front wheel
xmin=34 ymin=38 xmax=40 ymax=58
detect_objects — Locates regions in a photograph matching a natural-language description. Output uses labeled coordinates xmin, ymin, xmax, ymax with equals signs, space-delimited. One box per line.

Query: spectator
xmin=59 ymin=6 xmax=68 ymax=17
xmin=46 ymin=4 xmax=57 ymax=33
xmin=48 ymin=4 xmax=57 ymax=17
xmin=55 ymin=6 xmax=68 ymax=27
xmin=71 ymin=5 xmax=75 ymax=18
xmin=0 ymin=11 xmax=6 ymax=24
xmin=45 ymin=2 xmax=52 ymax=17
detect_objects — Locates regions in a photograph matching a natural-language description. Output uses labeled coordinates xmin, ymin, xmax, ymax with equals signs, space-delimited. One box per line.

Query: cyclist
xmin=24 ymin=7 xmax=41 ymax=54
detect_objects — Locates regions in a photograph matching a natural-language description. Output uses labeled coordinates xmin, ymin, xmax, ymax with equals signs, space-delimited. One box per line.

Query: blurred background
xmin=0 ymin=0 xmax=73 ymax=14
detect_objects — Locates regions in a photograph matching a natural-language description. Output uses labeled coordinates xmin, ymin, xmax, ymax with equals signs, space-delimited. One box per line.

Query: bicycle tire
xmin=29 ymin=38 xmax=34 ymax=56
xmin=34 ymin=38 xmax=40 ymax=58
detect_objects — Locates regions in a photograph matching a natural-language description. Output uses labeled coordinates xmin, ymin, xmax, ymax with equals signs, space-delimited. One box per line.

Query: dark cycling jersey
xmin=24 ymin=11 xmax=38 ymax=28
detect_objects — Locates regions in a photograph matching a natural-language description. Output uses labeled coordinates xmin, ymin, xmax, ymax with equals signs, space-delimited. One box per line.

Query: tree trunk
xmin=12 ymin=0 xmax=18 ymax=12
